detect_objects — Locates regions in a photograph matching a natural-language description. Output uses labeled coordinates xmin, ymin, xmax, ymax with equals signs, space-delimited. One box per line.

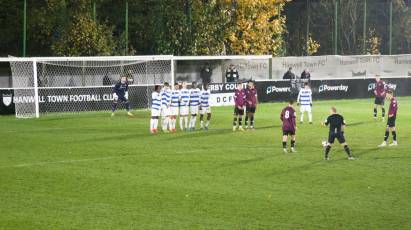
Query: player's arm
xmin=297 ymin=90 xmax=301 ymax=105
xmin=255 ymin=92 xmax=259 ymax=104
xmin=280 ymin=110 xmax=284 ymax=121
xmin=321 ymin=117 xmax=329 ymax=126
xmin=388 ymin=101 xmax=397 ymax=118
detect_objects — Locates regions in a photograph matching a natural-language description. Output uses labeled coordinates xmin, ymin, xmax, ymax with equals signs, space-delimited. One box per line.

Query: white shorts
xmin=151 ymin=109 xmax=160 ymax=117
xmin=190 ymin=106 xmax=199 ymax=115
xmin=300 ymin=105 xmax=312 ymax=113
xmin=179 ymin=106 xmax=189 ymax=116
xmin=170 ymin=107 xmax=179 ymax=116
xmin=200 ymin=106 xmax=211 ymax=115
xmin=161 ymin=105 xmax=171 ymax=117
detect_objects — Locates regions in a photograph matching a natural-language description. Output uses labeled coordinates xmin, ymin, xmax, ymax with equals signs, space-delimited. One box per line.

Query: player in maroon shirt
xmin=378 ymin=90 xmax=398 ymax=147
xmin=245 ymin=80 xmax=258 ymax=130
xmin=280 ymin=100 xmax=297 ymax=153
xmin=233 ymin=83 xmax=246 ymax=131
xmin=373 ymin=75 xmax=386 ymax=121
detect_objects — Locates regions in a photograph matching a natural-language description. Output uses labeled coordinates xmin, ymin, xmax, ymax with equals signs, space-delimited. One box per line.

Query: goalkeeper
xmin=111 ymin=75 xmax=134 ymax=117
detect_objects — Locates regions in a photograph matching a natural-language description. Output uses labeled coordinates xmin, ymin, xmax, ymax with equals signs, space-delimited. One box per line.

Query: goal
xmin=7 ymin=56 xmax=173 ymax=118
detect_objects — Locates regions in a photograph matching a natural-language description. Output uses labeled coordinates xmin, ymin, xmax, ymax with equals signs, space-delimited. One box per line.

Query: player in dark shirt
xmin=111 ymin=75 xmax=133 ymax=117
xmin=245 ymin=80 xmax=258 ymax=130
xmin=233 ymin=83 xmax=246 ymax=131
xmin=321 ymin=107 xmax=354 ymax=160
xmin=280 ymin=100 xmax=297 ymax=153
xmin=378 ymin=90 xmax=398 ymax=147
xmin=373 ymin=75 xmax=386 ymax=121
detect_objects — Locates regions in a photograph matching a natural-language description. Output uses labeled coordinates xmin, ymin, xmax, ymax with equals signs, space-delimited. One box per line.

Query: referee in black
xmin=321 ymin=107 xmax=354 ymax=160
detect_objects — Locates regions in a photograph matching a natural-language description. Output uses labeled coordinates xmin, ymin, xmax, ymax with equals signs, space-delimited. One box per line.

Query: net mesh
xmin=9 ymin=58 xmax=172 ymax=118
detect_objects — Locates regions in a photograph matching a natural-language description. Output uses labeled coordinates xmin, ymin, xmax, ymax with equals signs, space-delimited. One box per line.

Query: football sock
xmin=233 ymin=117 xmax=237 ymax=126
xmin=154 ymin=119 xmax=158 ymax=129
xmin=239 ymin=117 xmax=242 ymax=126
xmin=200 ymin=120 xmax=204 ymax=128
xmin=282 ymin=141 xmax=287 ymax=148
xmin=291 ymin=140 xmax=295 ymax=148
xmin=150 ymin=119 xmax=154 ymax=130
xmin=384 ymin=131 xmax=389 ymax=141
xmin=392 ymin=131 xmax=397 ymax=141
xmin=344 ymin=145 xmax=352 ymax=157
xmin=373 ymin=108 xmax=377 ymax=118
xmin=250 ymin=116 xmax=254 ymax=127
xmin=112 ymin=103 xmax=118 ymax=112
xmin=300 ymin=113 xmax=304 ymax=122
xmin=245 ymin=116 xmax=249 ymax=126
xmin=184 ymin=117 xmax=188 ymax=128
xmin=382 ymin=108 xmax=385 ymax=118
xmin=180 ymin=117 xmax=184 ymax=129
xmin=325 ymin=145 xmax=331 ymax=158
xmin=308 ymin=112 xmax=312 ymax=123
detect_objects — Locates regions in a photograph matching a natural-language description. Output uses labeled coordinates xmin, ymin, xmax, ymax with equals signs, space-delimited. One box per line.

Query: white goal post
xmin=3 ymin=56 xmax=174 ymax=118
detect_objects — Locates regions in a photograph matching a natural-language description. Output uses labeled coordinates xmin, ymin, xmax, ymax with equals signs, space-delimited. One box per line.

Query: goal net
xmin=8 ymin=56 xmax=173 ymax=118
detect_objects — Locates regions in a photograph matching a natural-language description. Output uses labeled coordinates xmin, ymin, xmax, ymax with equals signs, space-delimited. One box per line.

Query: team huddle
xmin=149 ymin=82 xmax=211 ymax=134
xmin=111 ymin=74 xmax=398 ymax=161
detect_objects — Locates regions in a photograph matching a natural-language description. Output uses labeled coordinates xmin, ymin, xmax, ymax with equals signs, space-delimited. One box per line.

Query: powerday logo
xmin=318 ymin=84 xmax=349 ymax=93
xmin=266 ymin=85 xmax=291 ymax=94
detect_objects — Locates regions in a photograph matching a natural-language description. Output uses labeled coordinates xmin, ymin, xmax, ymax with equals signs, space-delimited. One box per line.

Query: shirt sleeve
xmin=324 ymin=117 xmax=330 ymax=126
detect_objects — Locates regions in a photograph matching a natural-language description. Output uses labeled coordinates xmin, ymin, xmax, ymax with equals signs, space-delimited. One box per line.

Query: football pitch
xmin=0 ymin=97 xmax=410 ymax=229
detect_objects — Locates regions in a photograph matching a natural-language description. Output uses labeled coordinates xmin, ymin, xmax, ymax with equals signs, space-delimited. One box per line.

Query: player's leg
xmin=233 ymin=108 xmax=238 ymax=131
xmin=206 ymin=111 xmax=211 ymax=129
xmin=249 ymin=107 xmax=256 ymax=129
xmin=199 ymin=108 xmax=205 ymax=129
xmin=120 ymin=97 xmax=133 ymax=116
xmin=290 ymin=134 xmax=297 ymax=153
xmin=381 ymin=104 xmax=385 ymax=121
xmin=338 ymin=134 xmax=353 ymax=160
xmin=324 ymin=133 xmax=335 ymax=160
xmin=379 ymin=126 xmax=390 ymax=147
xmin=189 ymin=107 xmax=198 ymax=131
xmin=373 ymin=97 xmax=378 ymax=119
xmin=282 ymin=132 xmax=288 ymax=153
xmin=389 ymin=126 xmax=397 ymax=146
xmin=300 ymin=106 xmax=305 ymax=123
xmin=307 ymin=105 xmax=313 ymax=124
xmin=111 ymin=99 xmax=119 ymax=116
xmin=245 ymin=109 xmax=249 ymax=128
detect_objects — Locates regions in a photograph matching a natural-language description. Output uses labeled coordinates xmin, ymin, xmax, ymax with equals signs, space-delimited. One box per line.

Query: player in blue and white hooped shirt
xmin=199 ymin=84 xmax=211 ymax=130
xmin=169 ymin=82 xmax=180 ymax=133
xmin=160 ymin=82 xmax=172 ymax=132
xmin=179 ymin=82 xmax=190 ymax=131
xmin=297 ymin=82 xmax=313 ymax=124
xmin=189 ymin=82 xmax=201 ymax=131
xmin=150 ymin=85 xmax=162 ymax=134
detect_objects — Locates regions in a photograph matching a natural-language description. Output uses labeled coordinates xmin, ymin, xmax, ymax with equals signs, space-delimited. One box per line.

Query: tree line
xmin=0 ymin=0 xmax=409 ymax=57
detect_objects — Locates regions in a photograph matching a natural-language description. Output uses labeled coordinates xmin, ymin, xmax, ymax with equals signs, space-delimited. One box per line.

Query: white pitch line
xmin=0 ymin=154 xmax=141 ymax=169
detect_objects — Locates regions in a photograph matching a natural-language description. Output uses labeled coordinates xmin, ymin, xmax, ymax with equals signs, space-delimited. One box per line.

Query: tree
xmin=224 ymin=0 xmax=288 ymax=55
xmin=52 ymin=14 xmax=115 ymax=56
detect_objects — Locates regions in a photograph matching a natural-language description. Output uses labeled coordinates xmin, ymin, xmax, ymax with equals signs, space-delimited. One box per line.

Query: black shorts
xmin=328 ymin=132 xmax=346 ymax=144
xmin=115 ymin=95 xmax=128 ymax=102
xmin=387 ymin=117 xmax=396 ymax=127
xmin=374 ymin=97 xmax=384 ymax=105
xmin=234 ymin=107 xmax=244 ymax=116
xmin=246 ymin=106 xmax=256 ymax=113
xmin=283 ymin=130 xmax=295 ymax=136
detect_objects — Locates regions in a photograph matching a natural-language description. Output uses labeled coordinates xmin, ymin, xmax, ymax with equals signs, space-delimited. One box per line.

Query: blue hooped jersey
xmin=113 ymin=81 xmax=128 ymax=96
xmin=151 ymin=92 xmax=161 ymax=110
xmin=190 ymin=88 xmax=201 ymax=106
xmin=200 ymin=90 xmax=211 ymax=107
xmin=298 ymin=88 xmax=312 ymax=106
xmin=161 ymin=89 xmax=172 ymax=107
xmin=179 ymin=88 xmax=190 ymax=106
xmin=171 ymin=90 xmax=180 ymax=107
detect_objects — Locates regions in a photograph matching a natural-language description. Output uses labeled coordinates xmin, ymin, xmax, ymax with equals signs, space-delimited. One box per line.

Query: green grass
xmin=1 ymin=97 xmax=410 ymax=229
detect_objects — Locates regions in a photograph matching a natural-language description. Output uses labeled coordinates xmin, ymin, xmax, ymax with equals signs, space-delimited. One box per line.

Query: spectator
xmin=283 ymin=67 xmax=296 ymax=80
xmin=200 ymin=63 xmax=212 ymax=85
xmin=225 ymin=64 xmax=239 ymax=83
xmin=300 ymin=69 xmax=311 ymax=80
